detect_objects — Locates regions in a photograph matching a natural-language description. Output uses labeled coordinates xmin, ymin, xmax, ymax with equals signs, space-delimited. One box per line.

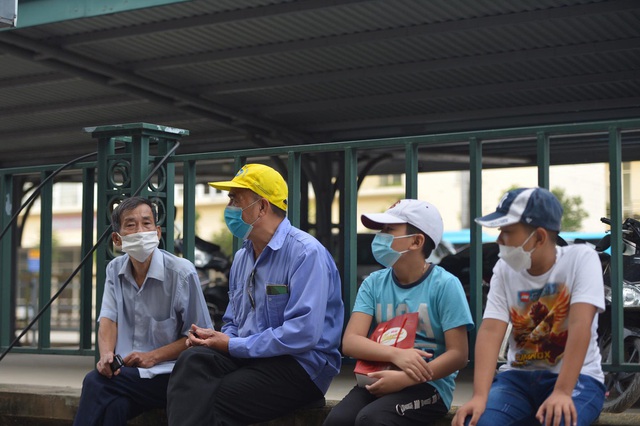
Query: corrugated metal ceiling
xmin=0 ymin=0 xmax=639 ymax=172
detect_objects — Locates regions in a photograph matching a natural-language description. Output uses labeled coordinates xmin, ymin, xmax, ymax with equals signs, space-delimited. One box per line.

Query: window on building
xmin=379 ymin=174 xmax=402 ymax=187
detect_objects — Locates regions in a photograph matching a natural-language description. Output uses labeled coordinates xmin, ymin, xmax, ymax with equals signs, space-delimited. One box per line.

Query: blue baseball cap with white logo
xmin=475 ymin=187 xmax=563 ymax=232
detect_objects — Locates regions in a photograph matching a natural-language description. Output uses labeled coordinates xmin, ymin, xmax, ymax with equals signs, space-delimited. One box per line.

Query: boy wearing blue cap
xmin=452 ymin=187 xmax=605 ymax=426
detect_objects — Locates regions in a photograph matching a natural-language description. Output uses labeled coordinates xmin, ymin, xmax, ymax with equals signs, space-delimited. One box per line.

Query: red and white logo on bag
xmin=377 ymin=327 xmax=409 ymax=345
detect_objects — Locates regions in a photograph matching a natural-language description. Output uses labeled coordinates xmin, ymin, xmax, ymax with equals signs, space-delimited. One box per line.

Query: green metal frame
xmin=608 ymin=126 xmax=625 ymax=370
xmin=9 ymin=0 xmax=191 ymax=30
xmin=469 ymin=137 xmax=483 ymax=351
xmin=0 ymin=174 xmax=13 ymax=349
xmin=88 ymin=123 xmax=187 ymax=361
xmin=0 ymin=118 xmax=638 ymax=374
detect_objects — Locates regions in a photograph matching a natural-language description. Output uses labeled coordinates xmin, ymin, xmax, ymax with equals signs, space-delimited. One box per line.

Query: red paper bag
xmin=353 ymin=312 xmax=419 ymax=387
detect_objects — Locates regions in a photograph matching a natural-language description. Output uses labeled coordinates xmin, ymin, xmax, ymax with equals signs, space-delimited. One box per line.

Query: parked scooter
xmin=596 ymin=217 xmax=640 ymax=413
xmin=174 ymin=235 xmax=231 ymax=331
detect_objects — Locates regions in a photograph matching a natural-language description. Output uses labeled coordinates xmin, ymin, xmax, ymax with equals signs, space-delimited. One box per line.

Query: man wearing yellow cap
xmin=166 ymin=164 xmax=344 ymax=425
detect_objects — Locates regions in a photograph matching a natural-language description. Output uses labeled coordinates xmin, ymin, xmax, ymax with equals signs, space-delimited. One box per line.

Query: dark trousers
xmin=323 ymin=382 xmax=447 ymax=426
xmin=73 ymin=366 xmax=170 ymax=426
xmin=166 ymin=346 xmax=325 ymax=426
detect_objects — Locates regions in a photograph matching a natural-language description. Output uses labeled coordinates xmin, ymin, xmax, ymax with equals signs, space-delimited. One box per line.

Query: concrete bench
xmin=1 ymin=385 xmax=639 ymax=426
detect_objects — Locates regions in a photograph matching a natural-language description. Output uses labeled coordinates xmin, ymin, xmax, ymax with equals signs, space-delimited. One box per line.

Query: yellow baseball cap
xmin=208 ymin=164 xmax=288 ymax=211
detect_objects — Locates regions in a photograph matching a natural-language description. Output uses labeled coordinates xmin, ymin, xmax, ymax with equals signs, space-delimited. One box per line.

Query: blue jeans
xmin=467 ymin=370 xmax=605 ymax=426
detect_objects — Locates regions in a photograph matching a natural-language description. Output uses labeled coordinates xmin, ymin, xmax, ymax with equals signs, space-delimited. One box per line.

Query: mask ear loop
xmin=248 ymin=198 xmax=268 ymax=226
xmin=522 ymin=230 xmax=538 ymax=252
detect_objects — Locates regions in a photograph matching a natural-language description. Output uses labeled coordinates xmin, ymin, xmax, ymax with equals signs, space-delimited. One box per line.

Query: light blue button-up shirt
xmin=99 ymin=248 xmax=212 ymax=378
xmin=222 ymin=218 xmax=344 ymax=394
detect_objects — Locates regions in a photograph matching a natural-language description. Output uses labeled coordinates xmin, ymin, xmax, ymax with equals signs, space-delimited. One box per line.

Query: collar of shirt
xmin=241 ymin=217 xmax=291 ymax=255
xmin=116 ymin=247 xmax=165 ymax=285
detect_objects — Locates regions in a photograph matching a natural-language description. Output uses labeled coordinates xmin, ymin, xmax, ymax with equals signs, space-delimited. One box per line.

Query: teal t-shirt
xmin=353 ymin=264 xmax=474 ymax=409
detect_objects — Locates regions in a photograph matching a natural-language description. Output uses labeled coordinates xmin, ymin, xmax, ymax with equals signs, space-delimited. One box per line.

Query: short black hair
xmin=406 ymin=223 xmax=435 ymax=259
xmin=522 ymin=223 xmax=558 ymax=244
xmin=249 ymin=192 xmax=287 ymax=218
xmin=111 ymin=197 xmax=157 ymax=233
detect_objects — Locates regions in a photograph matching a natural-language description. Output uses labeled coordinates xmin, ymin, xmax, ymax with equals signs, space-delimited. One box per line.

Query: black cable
xmin=0 ymin=141 xmax=180 ymax=362
xmin=0 ymin=149 xmax=112 ymax=244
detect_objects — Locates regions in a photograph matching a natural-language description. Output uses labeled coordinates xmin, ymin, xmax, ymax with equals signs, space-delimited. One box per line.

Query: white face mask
xmin=118 ymin=230 xmax=159 ymax=263
xmin=498 ymin=231 xmax=536 ymax=273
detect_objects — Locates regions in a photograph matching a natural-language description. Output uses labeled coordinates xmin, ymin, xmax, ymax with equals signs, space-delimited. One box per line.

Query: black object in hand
xmin=110 ymin=354 xmax=124 ymax=372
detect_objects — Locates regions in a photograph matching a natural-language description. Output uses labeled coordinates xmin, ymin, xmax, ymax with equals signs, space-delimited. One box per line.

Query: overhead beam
xmin=8 ymin=0 xmax=190 ymax=29
xmin=318 ymin=109 xmax=640 ymax=144
xmin=0 ymin=114 xmax=208 ymax=141
xmin=202 ymin=38 xmax=640 ymax=95
xmin=0 ymin=72 xmax=76 ymax=89
xmin=0 ymin=95 xmax=144 ymax=118
xmin=306 ymin=97 xmax=640 ymax=134
xmin=256 ymin=70 xmax=640 ymax=115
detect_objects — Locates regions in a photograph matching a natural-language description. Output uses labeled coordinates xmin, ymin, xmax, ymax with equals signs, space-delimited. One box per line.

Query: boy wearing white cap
xmin=453 ymin=187 xmax=605 ymax=426
xmin=324 ymin=199 xmax=473 ymax=426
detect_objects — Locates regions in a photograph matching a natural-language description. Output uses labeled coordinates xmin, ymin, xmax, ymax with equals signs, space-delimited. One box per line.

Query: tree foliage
xmin=551 ymin=187 xmax=588 ymax=231
xmin=502 ymin=186 xmax=588 ymax=231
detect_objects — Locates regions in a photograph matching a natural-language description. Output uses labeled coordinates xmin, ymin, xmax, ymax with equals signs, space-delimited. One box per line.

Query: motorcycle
xmin=174 ymin=235 xmax=231 ymax=331
xmin=439 ymin=218 xmax=640 ymax=412
xmin=596 ymin=217 xmax=640 ymax=413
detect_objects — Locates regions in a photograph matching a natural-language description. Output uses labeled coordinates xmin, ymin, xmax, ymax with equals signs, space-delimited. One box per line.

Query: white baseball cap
xmin=361 ymin=199 xmax=444 ymax=247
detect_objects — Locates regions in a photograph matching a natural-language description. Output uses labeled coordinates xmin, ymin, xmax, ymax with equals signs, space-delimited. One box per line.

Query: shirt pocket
xmin=265 ymin=290 xmax=289 ymax=327
xmin=149 ymin=317 xmax=176 ymax=348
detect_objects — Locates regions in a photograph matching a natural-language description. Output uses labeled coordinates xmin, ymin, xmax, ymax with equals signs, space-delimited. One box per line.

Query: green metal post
xmin=79 ymin=167 xmax=95 ymax=350
xmin=536 ymin=132 xmax=550 ymax=189
xmin=469 ymin=137 xmax=483 ymax=357
xmin=232 ymin=157 xmax=246 ymax=254
xmin=287 ymin=152 xmax=301 ymax=228
xmin=182 ymin=160 xmax=197 ymax=262
xmin=608 ymin=126 xmax=624 ymax=367
xmin=342 ymin=148 xmax=358 ymax=321
xmin=0 ymin=174 xmax=12 ymax=348
xmin=158 ymin=139 xmax=176 ymax=253
xmin=94 ymin=135 xmax=115 ymax=349
xmin=405 ymin=143 xmax=419 ymax=198
xmin=38 ymin=171 xmax=53 ymax=349
xmin=87 ymin=123 xmax=188 ymax=360
xmin=130 ymin=133 xmax=151 ymax=199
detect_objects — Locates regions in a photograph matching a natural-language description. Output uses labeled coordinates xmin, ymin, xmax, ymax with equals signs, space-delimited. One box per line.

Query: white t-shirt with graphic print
xmin=483 ymin=244 xmax=605 ymax=382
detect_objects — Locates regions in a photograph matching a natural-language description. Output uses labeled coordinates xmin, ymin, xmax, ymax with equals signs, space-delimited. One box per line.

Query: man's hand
xmin=389 ymin=348 xmax=433 ymax=382
xmin=451 ymin=396 xmax=487 ymax=426
xmin=365 ymin=370 xmax=416 ymax=397
xmin=187 ymin=324 xmax=230 ymax=353
xmin=96 ymin=352 xmax=116 ymax=378
xmin=123 ymin=351 xmax=157 ymax=369
xmin=536 ymin=390 xmax=577 ymax=426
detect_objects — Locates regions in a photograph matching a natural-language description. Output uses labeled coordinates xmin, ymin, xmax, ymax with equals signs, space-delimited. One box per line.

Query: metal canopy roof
xmin=1 ymin=0 xmax=639 ymax=172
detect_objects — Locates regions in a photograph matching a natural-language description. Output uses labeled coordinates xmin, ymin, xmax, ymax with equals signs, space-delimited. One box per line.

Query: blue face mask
xmin=224 ymin=199 xmax=262 ymax=240
xmin=371 ymin=233 xmax=416 ymax=268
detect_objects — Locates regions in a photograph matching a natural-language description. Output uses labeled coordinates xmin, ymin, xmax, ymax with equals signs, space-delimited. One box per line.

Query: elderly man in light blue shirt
xmin=74 ymin=197 xmax=211 ymax=426
xmin=166 ymin=164 xmax=344 ymax=426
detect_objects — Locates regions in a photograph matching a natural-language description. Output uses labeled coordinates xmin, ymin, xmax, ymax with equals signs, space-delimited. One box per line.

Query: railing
xmin=1 ymin=118 xmax=639 ymax=373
